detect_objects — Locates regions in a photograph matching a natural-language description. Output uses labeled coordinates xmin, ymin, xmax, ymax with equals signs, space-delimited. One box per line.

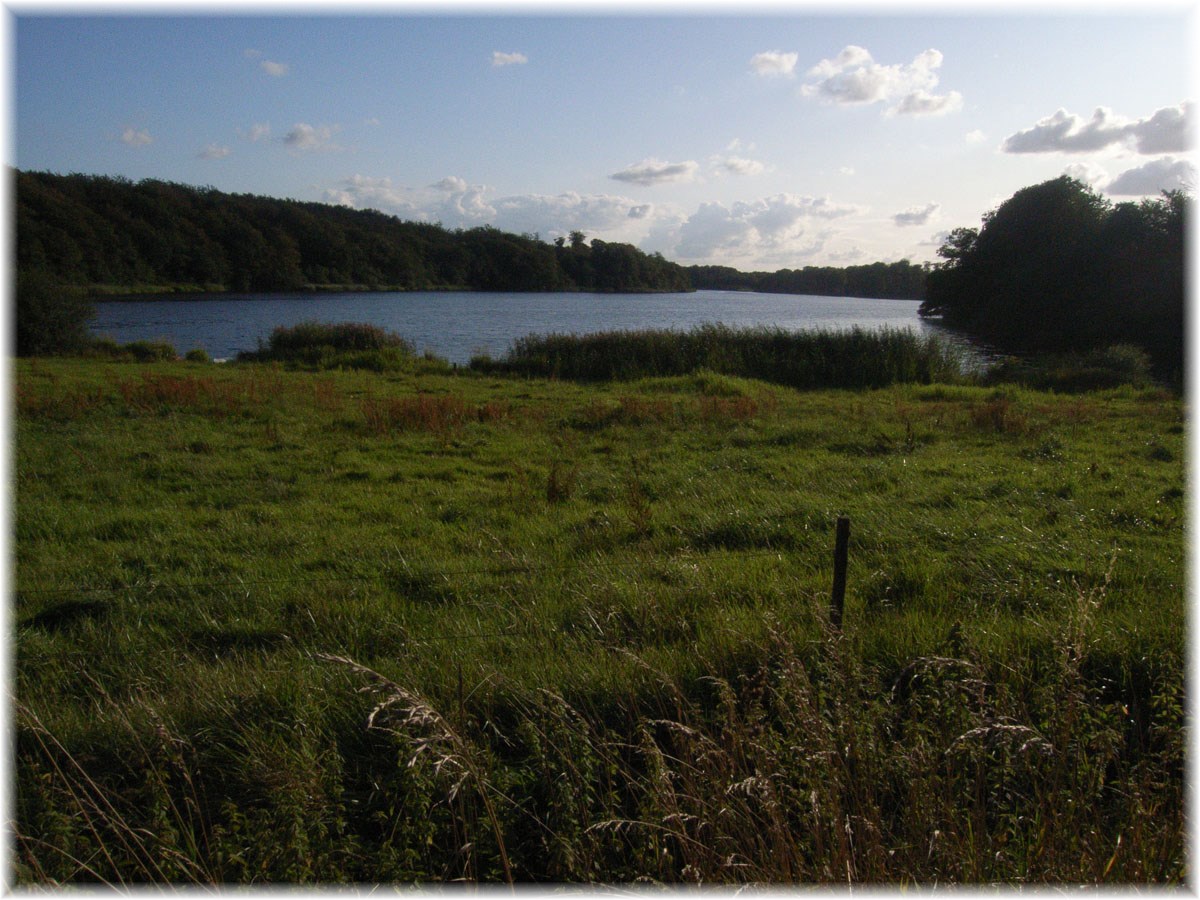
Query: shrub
xmin=185 ymin=348 xmax=211 ymax=363
xmin=124 ymin=340 xmax=179 ymax=362
xmin=236 ymin=322 xmax=445 ymax=372
xmin=985 ymin=345 xmax=1155 ymax=393
xmin=15 ymin=271 xmax=95 ymax=356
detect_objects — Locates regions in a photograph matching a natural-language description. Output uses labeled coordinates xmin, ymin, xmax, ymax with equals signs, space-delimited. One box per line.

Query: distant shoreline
xmin=88 ymin=284 xmax=701 ymax=301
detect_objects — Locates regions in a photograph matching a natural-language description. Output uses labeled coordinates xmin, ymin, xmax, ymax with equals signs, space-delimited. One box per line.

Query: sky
xmin=9 ymin=4 xmax=1197 ymax=271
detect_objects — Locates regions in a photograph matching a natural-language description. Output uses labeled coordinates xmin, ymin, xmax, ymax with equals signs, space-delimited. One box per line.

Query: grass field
xmin=12 ymin=347 xmax=1185 ymax=884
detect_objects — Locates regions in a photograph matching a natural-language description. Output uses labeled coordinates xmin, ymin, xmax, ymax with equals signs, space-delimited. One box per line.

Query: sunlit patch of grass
xmin=13 ymin=357 xmax=1184 ymax=885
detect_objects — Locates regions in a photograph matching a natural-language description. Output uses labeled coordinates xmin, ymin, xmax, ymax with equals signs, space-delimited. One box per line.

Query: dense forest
xmin=686 ymin=260 xmax=928 ymax=300
xmin=14 ymin=170 xmax=691 ymax=294
xmin=921 ymin=176 xmax=1187 ymax=381
xmin=16 ymin=169 xmax=929 ymax=302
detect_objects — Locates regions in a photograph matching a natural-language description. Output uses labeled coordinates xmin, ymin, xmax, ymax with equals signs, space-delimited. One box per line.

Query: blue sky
xmin=11 ymin=7 xmax=1196 ymax=270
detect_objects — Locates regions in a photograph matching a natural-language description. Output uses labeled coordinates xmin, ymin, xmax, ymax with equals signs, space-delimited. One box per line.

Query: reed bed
xmin=470 ymin=324 xmax=967 ymax=388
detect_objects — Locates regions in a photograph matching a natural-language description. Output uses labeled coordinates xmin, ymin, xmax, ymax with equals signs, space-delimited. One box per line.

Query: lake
xmin=90 ymin=289 xmax=978 ymax=366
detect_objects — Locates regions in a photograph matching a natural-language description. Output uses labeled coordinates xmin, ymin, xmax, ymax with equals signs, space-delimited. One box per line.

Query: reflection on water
xmin=91 ymin=289 xmax=995 ymax=369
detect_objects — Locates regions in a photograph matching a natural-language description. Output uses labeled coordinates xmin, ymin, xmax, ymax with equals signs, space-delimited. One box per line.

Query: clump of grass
xmin=470 ymin=324 xmax=967 ymax=389
xmin=84 ymin=337 xmax=179 ymax=362
xmin=985 ymin=345 xmax=1156 ymax=393
xmin=115 ymin=374 xmax=247 ymax=418
xmin=360 ymin=393 xmax=512 ymax=436
xmin=237 ymin=321 xmax=450 ymax=373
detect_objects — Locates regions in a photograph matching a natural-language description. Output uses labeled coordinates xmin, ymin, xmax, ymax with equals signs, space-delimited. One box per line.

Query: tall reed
xmin=470 ymin=324 xmax=967 ymax=388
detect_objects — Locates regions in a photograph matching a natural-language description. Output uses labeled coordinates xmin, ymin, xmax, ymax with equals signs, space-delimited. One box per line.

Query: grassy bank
xmin=13 ymin=352 xmax=1184 ymax=884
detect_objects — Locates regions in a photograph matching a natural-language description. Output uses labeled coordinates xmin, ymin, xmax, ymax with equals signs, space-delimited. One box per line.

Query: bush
xmin=15 ymin=271 xmax=95 ymax=356
xmin=985 ymin=344 xmax=1155 ymax=393
xmin=124 ymin=340 xmax=179 ymax=362
xmin=185 ymin=348 xmax=211 ymax=363
xmin=235 ymin=322 xmax=443 ymax=372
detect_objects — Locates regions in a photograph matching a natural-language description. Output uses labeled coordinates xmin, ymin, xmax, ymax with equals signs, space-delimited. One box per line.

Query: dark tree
xmin=921 ymin=176 xmax=1187 ymax=380
xmin=14 ymin=171 xmax=692 ymax=297
xmin=15 ymin=270 xmax=95 ymax=356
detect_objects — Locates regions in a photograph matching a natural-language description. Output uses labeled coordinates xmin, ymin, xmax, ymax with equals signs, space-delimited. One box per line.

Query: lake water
xmin=90 ymin=289 xmax=977 ymax=366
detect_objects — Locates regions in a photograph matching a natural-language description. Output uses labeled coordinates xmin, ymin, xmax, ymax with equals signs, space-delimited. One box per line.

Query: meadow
xmin=12 ymin=330 xmax=1185 ymax=884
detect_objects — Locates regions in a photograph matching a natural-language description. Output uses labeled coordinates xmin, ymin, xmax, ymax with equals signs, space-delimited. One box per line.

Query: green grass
xmin=470 ymin=324 xmax=967 ymax=388
xmin=13 ymin=354 xmax=1185 ymax=885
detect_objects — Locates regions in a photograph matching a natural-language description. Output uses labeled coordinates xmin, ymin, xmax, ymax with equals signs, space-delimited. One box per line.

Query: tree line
xmin=15 ymin=170 xmax=691 ymax=295
xmin=686 ymin=260 xmax=928 ymax=300
xmin=921 ymin=176 xmax=1187 ymax=382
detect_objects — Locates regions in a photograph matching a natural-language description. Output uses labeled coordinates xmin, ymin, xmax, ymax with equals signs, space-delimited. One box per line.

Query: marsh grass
xmin=471 ymin=324 xmax=967 ymax=388
xmin=13 ymin=356 xmax=1184 ymax=884
xmin=237 ymin=321 xmax=453 ymax=373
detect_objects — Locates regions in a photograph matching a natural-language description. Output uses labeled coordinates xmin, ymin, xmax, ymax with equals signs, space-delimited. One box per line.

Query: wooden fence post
xmin=830 ymin=515 xmax=850 ymax=629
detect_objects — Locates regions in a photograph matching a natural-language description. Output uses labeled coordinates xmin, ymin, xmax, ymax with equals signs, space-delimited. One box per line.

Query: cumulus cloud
xmin=713 ymin=154 xmax=768 ymax=176
xmin=801 ymin=45 xmax=962 ymax=117
xmin=893 ymin=203 xmax=940 ymax=227
xmin=120 ymin=127 xmax=152 ymax=147
xmin=1105 ymin=157 xmax=1196 ymax=195
xmin=492 ymin=51 xmax=528 ymax=67
xmin=749 ymin=50 xmax=798 ymax=77
xmin=260 ymin=60 xmax=289 ymax=77
xmin=242 ymin=123 xmax=271 ymax=142
xmin=324 ymin=174 xmax=653 ymax=240
xmin=892 ymin=88 xmax=962 ymax=117
xmin=674 ymin=193 xmax=858 ymax=260
xmin=434 ymin=176 xmax=470 ymax=193
xmin=1063 ymin=161 xmax=1110 ymax=187
xmin=965 ymin=129 xmax=987 ymax=145
xmin=324 ymin=175 xmax=427 ymax=218
xmin=491 ymin=192 xmax=651 ymax=236
xmin=283 ymin=123 xmax=340 ymax=151
xmin=1002 ymin=102 xmax=1192 ymax=155
xmin=199 ymin=143 xmax=231 ymax=160
xmin=610 ymin=158 xmax=700 ymax=187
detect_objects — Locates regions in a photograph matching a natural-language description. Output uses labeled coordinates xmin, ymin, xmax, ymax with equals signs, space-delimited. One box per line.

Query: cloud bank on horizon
xmin=17 ymin=15 xmax=1194 ymax=271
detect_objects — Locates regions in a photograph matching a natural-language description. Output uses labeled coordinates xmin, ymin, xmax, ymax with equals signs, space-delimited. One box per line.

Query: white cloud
xmin=673 ymin=193 xmax=858 ymax=260
xmin=199 ymin=143 xmax=231 ymax=160
xmin=324 ymin=175 xmax=427 ymax=218
xmin=965 ymin=129 xmax=987 ymax=145
xmin=324 ymin=174 xmax=654 ymax=241
xmin=714 ymin=155 xmax=768 ymax=176
xmin=801 ymin=45 xmax=962 ymax=117
xmin=1105 ymin=157 xmax=1196 ymax=195
xmin=120 ymin=127 xmax=152 ymax=147
xmin=750 ymin=50 xmax=798 ymax=77
xmin=610 ymin=158 xmax=700 ymax=187
xmin=433 ymin=176 xmax=470 ymax=193
xmin=242 ymin=123 xmax=271 ymax=142
xmin=1063 ymin=161 xmax=1110 ymax=187
xmin=492 ymin=51 xmax=528 ymax=67
xmin=839 ymin=166 xmax=855 ymax=176
xmin=283 ymin=123 xmax=340 ymax=151
xmin=893 ymin=202 xmax=940 ymax=227
xmin=891 ymin=88 xmax=962 ymax=118
xmin=492 ymin=192 xmax=648 ymax=235
xmin=260 ymin=60 xmax=289 ymax=77
xmin=1002 ymin=102 xmax=1193 ymax=155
